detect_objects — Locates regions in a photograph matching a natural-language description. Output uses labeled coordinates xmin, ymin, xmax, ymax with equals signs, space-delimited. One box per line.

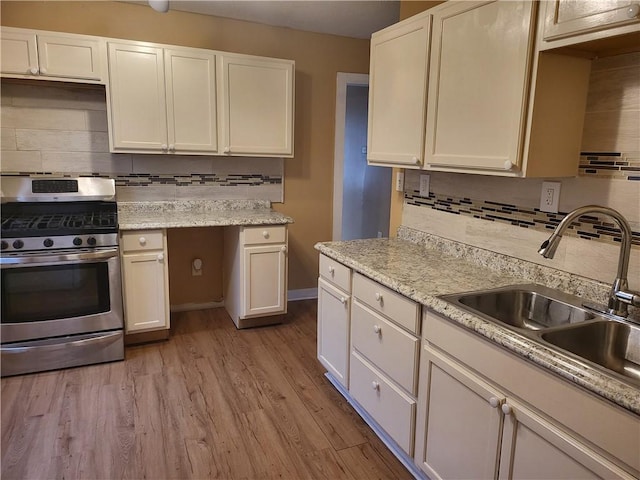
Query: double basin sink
xmin=440 ymin=284 xmax=640 ymax=386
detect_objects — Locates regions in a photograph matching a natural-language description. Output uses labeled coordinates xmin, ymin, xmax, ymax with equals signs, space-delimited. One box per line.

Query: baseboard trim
xmin=288 ymin=287 xmax=318 ymax=301
xmin=170 ymin=301 xmax=224 ymax=313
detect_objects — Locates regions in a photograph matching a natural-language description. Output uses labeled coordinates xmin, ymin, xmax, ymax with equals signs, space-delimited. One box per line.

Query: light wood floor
xmin=1 ymin=300 xmax=414 ymax=480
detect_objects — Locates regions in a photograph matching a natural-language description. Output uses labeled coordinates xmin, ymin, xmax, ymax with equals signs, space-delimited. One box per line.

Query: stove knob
xmin=73 ymin=237 xmax=83 ymax=246
xmin=12 ymin=240 xmax=24 ymax=250
xmin=43 ymin=238 xmax=54 ymax=248
xmin=87 ymin=237 xmax=97 ymax=246
xmin=1 ymin=241 xmax=8 ymax=250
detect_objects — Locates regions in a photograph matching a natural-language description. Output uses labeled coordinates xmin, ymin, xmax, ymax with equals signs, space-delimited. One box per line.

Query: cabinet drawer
xmin=121 ymin=230 xmax=164 ymax=252
xmin=319 ymin=254 xmax=351 ymax=292
xmin=353 ymin=272 xmax=419 ymax=334
xmin=243 ymin=225 xmax=286 ymax=245
xmin=350 ymin=351 xmax=416 ymax=455
xmin=352 ymin=300 xmax=419 ymax=395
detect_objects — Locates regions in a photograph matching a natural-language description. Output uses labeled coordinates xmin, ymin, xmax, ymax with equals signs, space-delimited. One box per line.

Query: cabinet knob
xmin=168 ymin=144 xmax=175 ymax=151
xmin=139 ymin=237 xmax=147 ymax=246
xmin=371 ymin=381 xmax=380 ymax=391
xmin=412 ymin=156 xmax=420 ymax=165
xmin=375 ymin=292 xmax=383 ymax=302
xmin=39 ymin=67 xmax=47 ymax=75
xmin=157 ymin=253 xmax=164 ymax=262
xmin=373 ymin=325 xmax=381 ymax=335
xmin=224 ymin=146 xmax=230 ymax=153
xmin=627 ymin=3 xmax=640 ymax=18
xmin=503 ymin=160 xmax=514 ymax=170
xmin=489 ymin=396 xmax=500 ymax=408
xmin=501 ymin=403 xmax=512 ymax=415
xmin=340 ymin=296 xmax=347 ymax=305
xmin=262 ymin=230 xmax=270 ymax=239
xmin=161 ymin=144 xmax=168 ymax=151
xmin=29 ymin=66 xmax=39 ymax=75
xmin=280 ymin=245 xmax=287 ymax=253
xmin=328 ymin=266 xmax=335 ymax=275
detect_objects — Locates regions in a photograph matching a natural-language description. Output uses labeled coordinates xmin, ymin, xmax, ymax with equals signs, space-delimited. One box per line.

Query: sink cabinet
xmin=1 ymin=26 xmax=106 ymax=83
xmin=415 ymin=310 xmax=640 ymax=479
xmin=120 ymin=229 xmax=170 ymax=334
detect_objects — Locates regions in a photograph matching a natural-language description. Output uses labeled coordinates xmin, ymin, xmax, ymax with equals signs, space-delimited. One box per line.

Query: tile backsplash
xmin=0 ymin=81 xmax=284 ymax=202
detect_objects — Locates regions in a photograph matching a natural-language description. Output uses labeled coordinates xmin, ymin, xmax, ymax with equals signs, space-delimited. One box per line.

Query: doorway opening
xmin=333 ymin=73 xmax=391 ymax=241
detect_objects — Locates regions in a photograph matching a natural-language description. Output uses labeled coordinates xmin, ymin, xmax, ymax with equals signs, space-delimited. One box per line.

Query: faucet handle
xmin=614 ymin=290 xmax=640 ymax=308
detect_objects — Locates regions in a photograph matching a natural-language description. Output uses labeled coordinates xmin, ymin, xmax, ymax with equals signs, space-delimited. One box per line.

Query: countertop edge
xmin=315 ymin=241 xmax=640 ymax=416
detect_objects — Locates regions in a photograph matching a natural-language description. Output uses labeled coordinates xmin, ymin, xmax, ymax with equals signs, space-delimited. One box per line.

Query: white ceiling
xmin=134 ymin=1 xmax=400 ymax=39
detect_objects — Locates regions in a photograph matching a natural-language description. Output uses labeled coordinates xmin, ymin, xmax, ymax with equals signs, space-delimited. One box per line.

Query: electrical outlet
xmin=395 ymin=171 xmax=404 ymax=192
xmin=419 ymin=174 xmax=430 ymax=197
xmin=539 ymin=181 xmax=561 ymax=213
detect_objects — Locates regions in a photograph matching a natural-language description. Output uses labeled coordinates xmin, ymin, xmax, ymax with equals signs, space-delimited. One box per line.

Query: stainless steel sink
xmin=441 ymin=284 xmax=596 ymax=332
xmin=540 ymin=321 xmax=640 ymax=386
xmin=439 ymin=284 xmax=640 ymax=386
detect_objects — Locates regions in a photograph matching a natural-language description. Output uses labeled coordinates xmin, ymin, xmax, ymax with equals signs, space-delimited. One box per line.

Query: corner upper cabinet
xmin=367 ymin=13 xmax=431 ymax=168
xmin=541 ymin=0 xmax=640 ymax=43
xmin=107 ymin=42 xmax=218 ymax=154
xmin=424 ymin=0 xmax=591 ymax=177
xmin=219 ymin=54 xmax=295 ymax=157
xmin=1 ymin=27 xmax=105 ymax=83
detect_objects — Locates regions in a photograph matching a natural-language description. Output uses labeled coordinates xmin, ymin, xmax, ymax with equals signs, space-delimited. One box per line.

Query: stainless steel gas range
xmin=1 ymin=176 xmax=124 ymax=376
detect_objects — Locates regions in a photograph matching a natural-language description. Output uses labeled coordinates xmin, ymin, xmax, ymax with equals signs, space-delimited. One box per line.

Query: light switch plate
xmin=419 ymin=174 xmax=430 ymax=197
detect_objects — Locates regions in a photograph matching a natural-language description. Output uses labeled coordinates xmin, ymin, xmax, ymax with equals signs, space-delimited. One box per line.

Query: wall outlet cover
xmin=395 ymin=171 xmax=404 ymax=192
xmin=419 ymin=174 xmax=430 ymax=197
xmin=540 ymin=181 xmax=561 ymax=213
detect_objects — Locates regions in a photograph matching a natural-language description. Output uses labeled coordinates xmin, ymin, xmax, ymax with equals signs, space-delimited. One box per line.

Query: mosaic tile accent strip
xmin=405 ymin=192 xmax=640 ymax=247
xmin=579 ymin=152 xmax=640 ymax=181
xmin=3 ymin=172 xmax=282 ymax=187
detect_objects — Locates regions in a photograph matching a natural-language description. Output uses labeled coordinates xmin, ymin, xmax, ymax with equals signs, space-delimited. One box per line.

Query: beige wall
xmin=1 ymin=1 xmax=371 ymax=296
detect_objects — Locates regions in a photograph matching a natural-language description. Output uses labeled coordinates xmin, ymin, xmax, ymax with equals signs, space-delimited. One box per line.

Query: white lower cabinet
xmin=120 ymin=229 xmax=170 ymax=333
xmin=415 ymin=311 xmax=639 ymax=479
xmin=224 ymin=225 xmax=288 ymax=328
xmin=317 ymin=277 xmax=351 ymax=387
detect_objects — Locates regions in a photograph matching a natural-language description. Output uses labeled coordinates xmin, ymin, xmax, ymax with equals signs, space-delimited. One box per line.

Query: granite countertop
xmin=117 ymin=200 xmax=293 ymax=230
xmin=315 ymin=234 xmax=640 ymax=415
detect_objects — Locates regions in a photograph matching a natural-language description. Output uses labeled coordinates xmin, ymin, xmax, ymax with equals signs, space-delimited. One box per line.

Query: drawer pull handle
xmin=375 ymin=292 xmax=383 ymax=302
xmin=373 ymin=325 xmax=381 ymax=335
xmin=501 ymin=403 xmax=512 ymax=416
xmin=328 ymin=266 xmax=335 ymax=275
xmin=489 ymin=396 xmax=500 ymax=408
xmin=371 ymin=381 xmax=380 ymax=391
xmin=340 ymin=296 xmax=347 ymax=305
xmin=139 ymin=237 xmax=147 ymax=246
xmin=262 ymin=230 xmax=270 ymax=239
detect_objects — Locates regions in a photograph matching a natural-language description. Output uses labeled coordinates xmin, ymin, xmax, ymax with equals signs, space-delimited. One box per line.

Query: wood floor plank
xmin=1 ymin=300 xmax=414 ymax=479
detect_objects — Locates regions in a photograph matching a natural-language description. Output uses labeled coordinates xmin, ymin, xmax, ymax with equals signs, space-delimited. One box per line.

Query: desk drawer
xmin=353 ymin=273 xmax=419 ymax=334
xmin=352 ymin=300 xmax=419 ymax=395
xmin=319 ymin=254 xmax=351 ymax=292
xmin=244 ymin=225 xmax=287 ymax=245
xmin=350 ymin=351 xmax=416 ymax=455
xmin=121 ymin=230 xmax=164 ymax=252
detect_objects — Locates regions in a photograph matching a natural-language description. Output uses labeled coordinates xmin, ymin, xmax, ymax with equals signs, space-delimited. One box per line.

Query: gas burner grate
xmin=2 ymin=211 xmax=118 ymax=233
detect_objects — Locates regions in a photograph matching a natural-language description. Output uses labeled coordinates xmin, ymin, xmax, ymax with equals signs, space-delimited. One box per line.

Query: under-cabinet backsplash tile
xmin=405 ymin=191 xmax=640 ymax=248
xmin=579 ymin=152 xmax=640 ymax=181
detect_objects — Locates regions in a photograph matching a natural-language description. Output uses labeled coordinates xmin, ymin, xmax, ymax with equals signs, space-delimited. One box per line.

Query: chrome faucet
xmin=538 ymin=205 xmax=640 ymax=319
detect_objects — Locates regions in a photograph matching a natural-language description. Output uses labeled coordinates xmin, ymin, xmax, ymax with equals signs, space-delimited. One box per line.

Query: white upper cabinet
xmin=108 ymin=42 xmax=218 ymax=154
xmin=367 ymin=13 xmax=431 ymax=168
xmin=1 ymin=27 xmax=105 ymax=83
xmin=219 ymin=54 xmax=295 ymax=157
xmin=541 ymin=0 xmax=640 ymax=44
xmin=425 ymin=1 xmax=536 ymax=173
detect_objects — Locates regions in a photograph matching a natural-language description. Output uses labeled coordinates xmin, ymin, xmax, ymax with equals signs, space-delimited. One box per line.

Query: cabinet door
xmin=243 ymin=244 xmax=287 ymax=317
xmin=122 ymin=251 xmax=169 ymax=333
xmin=367 ymin=14 xmax=430 ymax=168
xmin=220 ymin=54 xmax=294 ymax=156
xmin=317 ymin=277 xmax=350 ymax=388
xmin=416 ymin=346 xmax=503 ymax=480
xmin=165 ymin=48 xmax=218 ymax=154
xmin=37 ymin=33 xmax=102 ymax=81
xmin=425 ymin=1 xmax=535 ymax=173
xmin=499 ymin=398 xmax=632 ymax=479
xmin=542 ymin=0 xmax=640 ymax=41
xmin=1 ymin=29 xmax=38 ymax=75
xmin=107 ymin=42 xmax=168 ymax=152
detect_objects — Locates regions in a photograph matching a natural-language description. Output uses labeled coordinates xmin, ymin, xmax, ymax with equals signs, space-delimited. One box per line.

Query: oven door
xmin=1 ymin=248 xmax=124 ymax=343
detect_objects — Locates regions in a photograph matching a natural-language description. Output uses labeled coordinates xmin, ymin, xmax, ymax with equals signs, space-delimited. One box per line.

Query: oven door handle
xmin=0 ymin=248 xmax=119 ymax=266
